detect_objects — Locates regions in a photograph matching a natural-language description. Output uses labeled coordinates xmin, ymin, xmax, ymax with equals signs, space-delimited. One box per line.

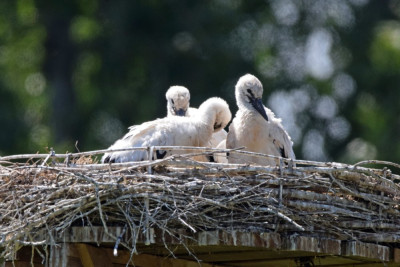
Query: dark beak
xmin=175 ymin=108 xmax=186 ymax=116
xmin=214 ymin=122 xmax=222 ymax=131
xmin=250 ymin=97 xmax=269 ymax=121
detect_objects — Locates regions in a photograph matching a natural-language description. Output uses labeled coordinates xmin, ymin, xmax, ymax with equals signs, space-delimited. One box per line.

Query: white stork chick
xmin=165 ymin=85 xmax=228 ymax=162
xmin=226 ymin=74 xmax=295 ymax=166
xmin=102 ymin=97 xmax=232 ymax=163
xmin=213 ymin=139 xmax=228 ymax=163
xmin=165 ymin=86 xmax=197 ymax=117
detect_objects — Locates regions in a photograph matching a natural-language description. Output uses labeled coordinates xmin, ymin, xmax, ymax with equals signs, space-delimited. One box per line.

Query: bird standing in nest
xmin=227 ymin=74 xmax=295 ymax=166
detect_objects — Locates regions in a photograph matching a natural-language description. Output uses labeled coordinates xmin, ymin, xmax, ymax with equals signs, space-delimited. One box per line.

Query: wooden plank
xmin=197 ymin=231 xmax=281 ymax=249
xmin=192 ymin=249 xmax=314 ymax=262
xmin=2 ymin=244 xmax=82 ymax=267
xmin=104 ymin=249 xmax=224 ymax=267
xmin=283 ymin=235 xmax=341 ymax=255
xmin=49 ymin=243 xmax=83 ymax=267
xmin=191 ymin=249 xmax=362 ymax=264
xmin=59 ymin=227 xmax=283 ymax=250
xmin=40 ymin=226 xmax=396 ymax=264
xmin=4 ymin=257 xmax=81 ymax=267
xmin=62 ymin=242 xmax=81 ymax=258
xmin=394 ymin=248 xmax=400 ymax=263
xmin=215 ymin=255 xmax=394 ymax=267
xmin=75 ymin=244 xmax=113 ymax=267
xmin=60 ymin=227 xmax=123 ymax=243
xmin=66 ymin=258 xmax=85 ymax=267
xmin=342 ymin=241 xmax=390 ymax=262
xmin=132 ymin=244 xmax=265 ymax=259
xmin=197 ymin=230 xmax=219 ymax=246
xmin=10 ymin=246 xmax=43 ymax=263
xmin=201 ymin=254 xmax=368 ymax=267
xmin=4 ymin=262 xmax=44 ymax=267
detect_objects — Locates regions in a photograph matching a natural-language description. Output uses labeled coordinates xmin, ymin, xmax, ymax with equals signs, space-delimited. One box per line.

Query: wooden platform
xmin=3 ymin=227 xmax=399 ymax=266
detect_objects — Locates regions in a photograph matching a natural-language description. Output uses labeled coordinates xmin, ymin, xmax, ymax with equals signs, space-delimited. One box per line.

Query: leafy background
xmin=0 ymin=0 xmax=399 ymax=164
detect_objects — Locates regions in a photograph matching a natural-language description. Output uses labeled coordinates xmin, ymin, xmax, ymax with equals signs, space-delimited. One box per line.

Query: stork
xmin=226 ymin=74 xmax=295 ymax=165
xmin=102 ymin=97 xmax=232 ymax=163
xmin=165 ymin=85 xmax=229 ymax=161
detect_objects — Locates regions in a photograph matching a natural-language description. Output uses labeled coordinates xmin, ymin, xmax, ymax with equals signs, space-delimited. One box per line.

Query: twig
xmin=354 ymin=159 xmax=400 ymax=169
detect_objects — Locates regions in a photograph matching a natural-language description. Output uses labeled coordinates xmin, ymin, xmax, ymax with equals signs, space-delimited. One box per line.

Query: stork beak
xmin=175 ymin=108 xmax=186 ymax=116
xmin=250 ymin=97 xmax=269 ymax=121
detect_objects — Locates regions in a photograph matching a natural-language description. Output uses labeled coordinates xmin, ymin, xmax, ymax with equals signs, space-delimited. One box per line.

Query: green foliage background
xmin=0 ymin=0 xmax=399 ymax=163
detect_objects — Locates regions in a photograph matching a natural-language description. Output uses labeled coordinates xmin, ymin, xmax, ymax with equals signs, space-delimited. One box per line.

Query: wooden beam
xmin=75 ymin=244 xmax=113 ymax=267
xmin=342 ymin=241 xmax=390 ymax=262
xmin=394 ymin=248 xmax=400 ymax=263
xmin=7 ymin=246 xmax=44 ymax=264
xmin=104 ymin=249 xmax=224 ymax=267
xmin=34 ymin=227 xmax=397 ymax=264
xmin=283 ymin=235 xmax=341 ymax=255
xmin=58 ymin=227 xmax=283 ymax=249
xmin=59 ymin=226 xmax=122 ymax=243
xmin=48 ymin=243 xmax=82 ymax=267
xmin=3 ymin=244 xmax=82 ymax=267
xmin=4 ymin=262 xmax=44 ymax=267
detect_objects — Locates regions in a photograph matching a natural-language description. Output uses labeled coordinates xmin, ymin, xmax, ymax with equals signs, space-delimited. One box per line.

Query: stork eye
xmin=171 ymin=99 xmax=175 ymax=105
xmin=246 ymin=89 xmax=255 ymax=98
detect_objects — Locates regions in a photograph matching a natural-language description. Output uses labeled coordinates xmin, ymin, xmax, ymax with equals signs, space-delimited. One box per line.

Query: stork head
xmin=198 ymin=97 xmax=232 ymax=133
xmin=165 ymin=86 xmax=191 ymax=117
xmin=235 ymin=74 xmax=269 ymax=121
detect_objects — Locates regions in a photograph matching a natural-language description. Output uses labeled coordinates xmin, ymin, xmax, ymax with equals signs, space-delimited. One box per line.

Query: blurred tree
xmin=344 ymin=1 xmax=399 ymax=162
xmin=0 ymin=0 xmax=48 ymax=153
xmin=39 ymin=1 xmax=78 ymax=149
xmin=0 ymin=0 xmax=399 ymax=165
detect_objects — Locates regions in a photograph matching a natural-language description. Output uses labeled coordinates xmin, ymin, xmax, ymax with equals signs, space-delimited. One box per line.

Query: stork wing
xmin=270 ymin=124 xmax=295 ymax=160
xmin=103 ymin=119 xmax=170 ymax=163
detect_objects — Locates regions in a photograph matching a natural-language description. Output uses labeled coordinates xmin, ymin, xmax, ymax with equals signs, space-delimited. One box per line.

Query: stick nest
xmin=0 ymin=148 xmax=400 ymax=259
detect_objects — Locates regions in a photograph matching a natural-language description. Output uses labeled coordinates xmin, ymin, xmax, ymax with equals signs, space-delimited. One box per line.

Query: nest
xmin=0 ymin=147 xmax=399 ymax=260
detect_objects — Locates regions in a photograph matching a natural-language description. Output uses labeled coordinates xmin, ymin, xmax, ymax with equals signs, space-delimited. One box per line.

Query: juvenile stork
xmin=102 ymin=97 xmax=232 ymax=163
xmin=165 ymin=85 xmax=229 ymax=160
xmin=226 ymin=74 xmax=295 ymax=166
xmin=165 ymin=86 xmax=197 ymax=117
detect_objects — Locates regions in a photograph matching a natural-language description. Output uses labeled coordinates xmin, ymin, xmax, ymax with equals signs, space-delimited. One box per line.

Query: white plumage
xmin=165 ymin=86 xmax=197 ymax=117
xmin=227 ymin=74 xmax=295 ymax=165
xmin=213 ymin=139 xmax=228 ymax=163
xmin=165 ymin=85 xmax=229 ymax=159
xmin=102 ymin=97 xmax=232 ymax=163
